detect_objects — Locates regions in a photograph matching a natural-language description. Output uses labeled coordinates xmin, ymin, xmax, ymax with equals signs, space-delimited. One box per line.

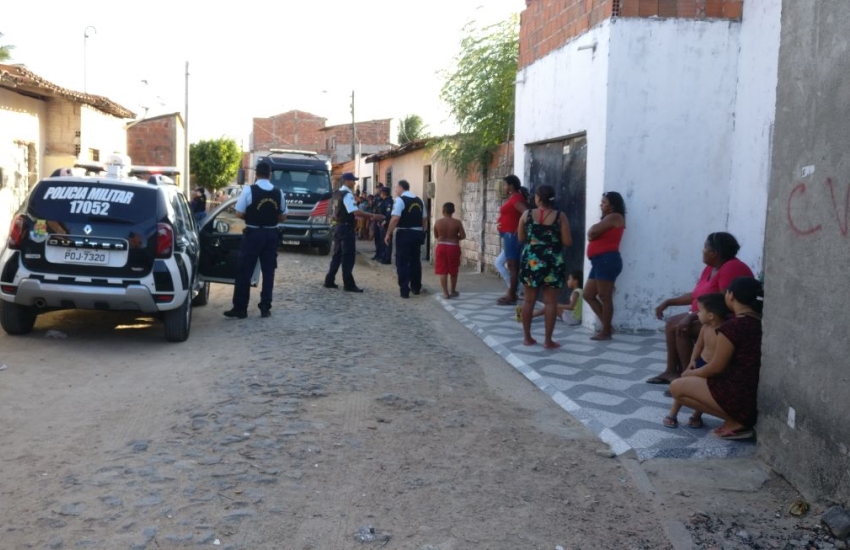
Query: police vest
xmin=398 ymin=195 xmax=424 ymax=228
xmin=244 ymin=185 xmax=282 ymax=227
xmin=334 ymin=188 xmax=356 ymax=226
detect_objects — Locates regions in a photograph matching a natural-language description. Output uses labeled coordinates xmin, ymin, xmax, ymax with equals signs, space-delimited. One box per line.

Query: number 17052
xmin=69 ymin=201 xmax=110 ymax=215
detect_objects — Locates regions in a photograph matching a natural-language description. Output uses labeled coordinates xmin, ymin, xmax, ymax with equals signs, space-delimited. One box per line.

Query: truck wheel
xmin=192 ymin=281 xmax=210 ymax=307
xmin=0 ymin=302 xmax=37 ymax=335
xmin=163 ymin=294 xmax=192 ymax=342
xmin=317 ymin=243 xmax=331 ymax=256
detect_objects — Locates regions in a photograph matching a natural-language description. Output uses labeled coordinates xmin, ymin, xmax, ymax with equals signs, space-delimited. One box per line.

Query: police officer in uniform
xmin=324 ymin=172 xmax=385 ymax=292
xmin=377 ymin=185 xmax=394 ymax=264
xmin=224 ymin=161 xmax=288 ymax=319
xmin=384 ymin=179 xmax=427 ymax=298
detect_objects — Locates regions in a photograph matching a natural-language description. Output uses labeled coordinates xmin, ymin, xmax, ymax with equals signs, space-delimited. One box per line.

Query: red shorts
xmin=435 ymin=243 xmax=461 ymax=275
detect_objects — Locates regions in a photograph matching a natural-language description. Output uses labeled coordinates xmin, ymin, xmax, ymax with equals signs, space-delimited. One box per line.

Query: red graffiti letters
xmin=786 ymin=178 xmax=850 ymax=237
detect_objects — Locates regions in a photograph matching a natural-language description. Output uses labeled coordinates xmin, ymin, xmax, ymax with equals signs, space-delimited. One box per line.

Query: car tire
xmin=317 ymin=243 xmax=331 ymax=256
xmin=163 ymin=294 xmax=192 ymax=342
xmin=0 ymin=302 xmax=38 ymax=335
xmin=192 ymin=281 xmax=210 ymax=307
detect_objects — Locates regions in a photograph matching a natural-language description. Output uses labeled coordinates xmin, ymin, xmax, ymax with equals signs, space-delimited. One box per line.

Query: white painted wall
xmin=0 ymin=89 xmax=47 ymax=247
xmin=514 ymin=21 xmax=611 ymax=194
xmin=80 ymin=105 xmax=128 ymax=161
xmin=514 ymin=17 xmax=749 ymax=330
xmin=725 ymin=0 xmax=782 ymax=276
xmin=604 ymin=18 xmax=742 ymax=329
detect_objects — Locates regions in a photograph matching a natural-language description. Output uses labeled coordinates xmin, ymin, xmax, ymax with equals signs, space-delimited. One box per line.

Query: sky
xmin=1 ymin=0 xmax=524 ymax=149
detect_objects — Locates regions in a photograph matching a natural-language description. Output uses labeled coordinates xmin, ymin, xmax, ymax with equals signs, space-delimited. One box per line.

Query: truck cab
xmin=241 ymin=150 xmax=333 ymax=255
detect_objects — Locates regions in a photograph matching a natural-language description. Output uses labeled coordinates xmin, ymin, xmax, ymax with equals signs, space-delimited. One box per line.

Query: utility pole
xmin=183 ymin=61 xmax=190 ymax=195
xmin=350 ymin=90 xmax=356 ymax=163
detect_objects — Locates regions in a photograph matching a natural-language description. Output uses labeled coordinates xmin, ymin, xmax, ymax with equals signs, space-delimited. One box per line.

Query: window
xmin=385 ymin=167 xmax=393 ymax=187
xmin=89 ymin=148 xmax=100 ymax=162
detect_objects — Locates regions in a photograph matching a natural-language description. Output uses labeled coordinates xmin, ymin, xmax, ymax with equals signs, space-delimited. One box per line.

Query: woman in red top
xmin=647 ymin=232 xmax=754 ymax=385
xmin=584 ymin=192 xmax=626 ymax=341
xmin=495 ymin=175 xmax=528 ymax=306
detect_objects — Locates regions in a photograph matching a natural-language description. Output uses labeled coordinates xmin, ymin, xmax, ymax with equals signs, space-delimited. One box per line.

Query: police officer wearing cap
xmin=384 ymin=179 xmax=427 ymax=298
xmin=224 ymin=161 xmax=288 ymax=319
xmin=324 ymin=172 xmax=385 ymax=292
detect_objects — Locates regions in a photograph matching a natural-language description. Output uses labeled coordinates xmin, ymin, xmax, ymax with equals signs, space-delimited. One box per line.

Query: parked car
xmin=0 ymin=169 xmax=249 ymax=342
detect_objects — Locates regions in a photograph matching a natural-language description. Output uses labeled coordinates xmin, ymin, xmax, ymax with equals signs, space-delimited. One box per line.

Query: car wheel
xmin=192 ymin=281 xmax=210 ymax=307
xmin=317 ymin=243 xmax=331 ymax=256
xmin=163 ymin=294 xmax=192 ymax=342
xmin=0 ymin=301 xmax=37 ymax=335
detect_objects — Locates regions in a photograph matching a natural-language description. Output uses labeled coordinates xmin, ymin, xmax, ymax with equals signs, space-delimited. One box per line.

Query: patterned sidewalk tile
xmin=438 ymin=292 xmax=756 ymax=461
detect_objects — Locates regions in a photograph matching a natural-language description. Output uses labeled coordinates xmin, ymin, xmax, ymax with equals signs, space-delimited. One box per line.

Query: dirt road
xmin=0 ymin=249 xmax=671 ymax=549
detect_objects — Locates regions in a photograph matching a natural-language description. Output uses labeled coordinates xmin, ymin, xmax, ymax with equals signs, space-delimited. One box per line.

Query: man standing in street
xmin=371 ymin=187 xmax=386 ymax=260
xmin=224 ymin=161 xmax=287 ymax=319
xmin=385 ymin=179 xmax=427 ymax=298
xmin=324 ymin=172 xmax=385 ymax=293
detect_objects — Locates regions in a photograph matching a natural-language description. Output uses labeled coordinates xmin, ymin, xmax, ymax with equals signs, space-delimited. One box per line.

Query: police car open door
xmin=197 ymin=199 xmax=260 ymax=285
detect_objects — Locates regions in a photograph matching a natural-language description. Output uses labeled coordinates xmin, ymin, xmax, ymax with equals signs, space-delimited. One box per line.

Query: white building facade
xmin=514 ymin=0 xmax=781 ymax=330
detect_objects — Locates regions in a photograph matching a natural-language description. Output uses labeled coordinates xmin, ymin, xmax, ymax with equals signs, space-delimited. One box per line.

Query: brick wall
xmin=519 ymin=0 xmax=745 ymax=68
xmin=252 ymin=111 xmax=327 ymax=153
xmin=127 ymin=116 xmax=177 ymax=166
xmin=322 ymin=119 xmax=392 ymax=162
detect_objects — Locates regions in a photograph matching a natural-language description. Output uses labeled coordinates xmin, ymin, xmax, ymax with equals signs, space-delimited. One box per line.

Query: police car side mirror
xmin=237 ymin=168 xmax=245 ymax=186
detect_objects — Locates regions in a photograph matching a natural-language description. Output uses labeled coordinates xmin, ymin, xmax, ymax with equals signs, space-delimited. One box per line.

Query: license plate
xmin=281 ymin=240 xmax=300 ymax=245
xmin=61 ymin=248 xmax=110 ymax=265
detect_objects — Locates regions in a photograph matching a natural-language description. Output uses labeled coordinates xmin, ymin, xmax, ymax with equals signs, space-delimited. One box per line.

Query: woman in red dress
xmin=668 ymin=277 xmax=763 ymax=440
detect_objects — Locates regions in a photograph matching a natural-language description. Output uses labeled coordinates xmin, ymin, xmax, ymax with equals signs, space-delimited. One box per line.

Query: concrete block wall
xmin=45 ymin=99 xmax=80 ymax=157
xmin=460 ymin=178 xmax=508 ymax=275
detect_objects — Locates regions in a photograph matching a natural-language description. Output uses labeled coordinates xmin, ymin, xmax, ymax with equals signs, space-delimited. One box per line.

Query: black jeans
xmin=232 ymin=227 xmax=279 ymax=311
xmin=395 ymin=229 xmax=423 ymax=296
xmin=325 ymin=224 xmax=357 ymax=288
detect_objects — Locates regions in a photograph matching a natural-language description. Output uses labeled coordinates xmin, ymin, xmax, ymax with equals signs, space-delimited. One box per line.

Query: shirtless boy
xmin=433 ymin=202 xmax=467 ymax=299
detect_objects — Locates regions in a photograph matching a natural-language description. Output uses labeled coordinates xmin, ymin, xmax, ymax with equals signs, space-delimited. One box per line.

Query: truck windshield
xmin=270 ymin=169 xmax=331 ymax=195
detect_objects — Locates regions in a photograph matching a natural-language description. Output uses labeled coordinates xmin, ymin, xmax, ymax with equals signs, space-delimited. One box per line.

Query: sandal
xmin=496 ymin=296 xmax=517 ymax=306
xmin=646 ymin=376 xmax=673 ymax=385
xmin=713 ymin=427 xmax=754 ymax=440
xmin=687 ymin=415 xmax=704 ymax=429
xmin=663 ymin=415 xmax=679 ymax=428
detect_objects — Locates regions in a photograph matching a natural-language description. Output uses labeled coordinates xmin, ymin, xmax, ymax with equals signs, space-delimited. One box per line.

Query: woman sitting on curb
xmin=668 ymin=277 xmax=764 ymax=440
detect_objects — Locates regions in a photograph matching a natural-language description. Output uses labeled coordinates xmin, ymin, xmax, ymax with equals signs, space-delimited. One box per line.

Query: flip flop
xmin=663 ymin=415 xmax=679 ymax=428
xmin=450 ymin=291 xmax=460 ymax=298
xmin=646 ymin=376 xmax=672 ymax=385
xmin=687 ymin=415 xmax=704 ymax=429
xmin=713 ymin=427 xmax=754 ymax=440
xmin=496 ymin=297 xmax=517 ymax=306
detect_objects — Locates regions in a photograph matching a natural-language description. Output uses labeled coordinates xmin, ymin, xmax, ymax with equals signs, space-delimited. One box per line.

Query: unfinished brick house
xmin=126 ymin=112 xmax=185 ymax=171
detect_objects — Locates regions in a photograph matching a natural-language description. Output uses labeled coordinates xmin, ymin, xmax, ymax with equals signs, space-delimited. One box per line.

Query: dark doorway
xmin=527 ymin=135 xmax=587 ymax=300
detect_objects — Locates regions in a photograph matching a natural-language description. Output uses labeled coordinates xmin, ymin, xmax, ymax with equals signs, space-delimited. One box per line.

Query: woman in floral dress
xmin=518 ymin=185 xmax=572 ymax=349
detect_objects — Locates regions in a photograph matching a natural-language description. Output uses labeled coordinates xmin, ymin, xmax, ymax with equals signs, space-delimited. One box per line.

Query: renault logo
xmin=84 ymin=225 xmax=92 ymax=235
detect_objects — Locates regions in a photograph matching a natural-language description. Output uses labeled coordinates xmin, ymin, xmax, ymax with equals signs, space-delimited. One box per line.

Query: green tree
xmin=0 ymin=32 xmax=15 ymax=62
xmin=434 ymin=15 xmax=519 ymax=178
xmin=189 ymin=138 xmax=242 ymax=191
xmin=397 ymin=114 xmax=429 ymax=145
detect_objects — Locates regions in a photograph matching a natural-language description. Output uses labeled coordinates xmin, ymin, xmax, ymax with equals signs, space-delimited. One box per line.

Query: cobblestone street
xmin=0 ymin=248 xmax=671 ymax=549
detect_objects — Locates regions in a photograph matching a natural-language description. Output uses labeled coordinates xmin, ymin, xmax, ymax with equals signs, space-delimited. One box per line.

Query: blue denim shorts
xmin=500 ymin=232 xmax=521 ymax=261
xmin=588 ymin=251 xmax=623 ymax=282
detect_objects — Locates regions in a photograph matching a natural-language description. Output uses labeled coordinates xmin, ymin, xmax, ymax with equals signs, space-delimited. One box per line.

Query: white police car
xmin=0 ymin=156 xmax=250 ymax=342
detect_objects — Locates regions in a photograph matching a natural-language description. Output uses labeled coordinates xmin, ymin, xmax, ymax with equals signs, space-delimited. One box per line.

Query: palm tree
xmin=0 ymin=32 xmax=14 ymax=62
xmin=397 ymin=114 xmax=429 ymax=145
